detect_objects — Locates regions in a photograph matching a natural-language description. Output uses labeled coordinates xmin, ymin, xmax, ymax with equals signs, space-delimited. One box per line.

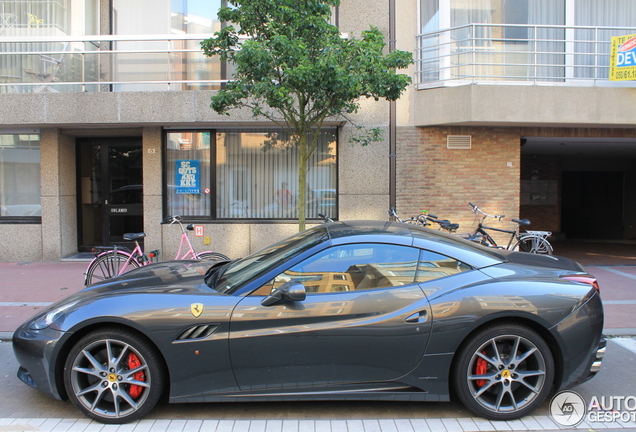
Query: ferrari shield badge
xmin=190 ymin=303 xmax=204 ymax=318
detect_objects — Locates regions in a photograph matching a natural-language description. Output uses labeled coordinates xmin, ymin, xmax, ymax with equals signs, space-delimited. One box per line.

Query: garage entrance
xmin=521 ymin=137 xmax=636 ymax=241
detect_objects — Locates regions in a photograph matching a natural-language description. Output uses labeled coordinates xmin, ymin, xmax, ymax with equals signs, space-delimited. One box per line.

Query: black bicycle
xmin=465 ymin=203 xmax=552 ymax=254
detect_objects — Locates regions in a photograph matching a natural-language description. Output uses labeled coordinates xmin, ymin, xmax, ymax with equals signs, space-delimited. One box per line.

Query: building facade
xmin=1 ymin=0 xmax=635 ymax=262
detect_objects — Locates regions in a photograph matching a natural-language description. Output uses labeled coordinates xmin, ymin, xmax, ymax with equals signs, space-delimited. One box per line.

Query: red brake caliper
xmin=127 ymin=353 xmax=145 ymax=399
xmin=475 ymin=351 xmax=487 ymax=387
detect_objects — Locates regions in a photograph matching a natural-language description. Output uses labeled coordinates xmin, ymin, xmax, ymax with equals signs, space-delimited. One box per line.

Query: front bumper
xmin=12 ymin=322 xmax=68 ymax=400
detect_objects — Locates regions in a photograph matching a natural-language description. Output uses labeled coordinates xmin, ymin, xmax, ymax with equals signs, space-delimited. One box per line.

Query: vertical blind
xmin=216 ymin=129 xmax=337 ymax=219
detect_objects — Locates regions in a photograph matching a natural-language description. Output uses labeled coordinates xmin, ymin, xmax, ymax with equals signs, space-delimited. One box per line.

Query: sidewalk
xmin=1 ymin=241 xmax=635 ymax=339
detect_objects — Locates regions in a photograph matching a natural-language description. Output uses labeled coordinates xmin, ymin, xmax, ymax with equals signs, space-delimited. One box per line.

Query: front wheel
xmin=453 ymin=323 xmax=554 ymax=421
xmin=85 ymin=251 xmax=140 ymax=286
xmin=196 ymin=251 xmax=230 ymax=261
xmin=63 ymin=328 xmax=165 ymax=424
xmin=513 ymin=236 xmax=553 ymax=255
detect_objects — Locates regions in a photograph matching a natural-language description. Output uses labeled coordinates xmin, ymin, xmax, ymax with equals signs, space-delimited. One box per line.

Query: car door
xmin=228 ymin=242 xmax=433 ymax=391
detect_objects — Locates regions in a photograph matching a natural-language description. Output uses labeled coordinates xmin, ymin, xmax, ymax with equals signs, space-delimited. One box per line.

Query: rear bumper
xmin=552 ymin=291 xmax=605 ymax=390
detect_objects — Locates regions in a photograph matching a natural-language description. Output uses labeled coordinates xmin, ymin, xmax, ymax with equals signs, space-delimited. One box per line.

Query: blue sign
xmin=176 ymin=160 xmax=200 ymax=194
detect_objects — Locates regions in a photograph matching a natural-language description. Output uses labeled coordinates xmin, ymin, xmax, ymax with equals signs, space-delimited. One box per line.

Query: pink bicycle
xmin=84 ymin=215 xmax=229 ymax=286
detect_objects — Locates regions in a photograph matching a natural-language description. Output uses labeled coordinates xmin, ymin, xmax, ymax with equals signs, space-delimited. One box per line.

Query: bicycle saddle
xmin=512 ymin=219 xmax=530 ymax=226
xmin=441 ymin=222 xmax=460 ymax=231
xmin=123 ymin=233 xmax=147 ymax=241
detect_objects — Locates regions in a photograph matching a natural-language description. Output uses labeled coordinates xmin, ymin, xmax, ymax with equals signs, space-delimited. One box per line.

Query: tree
xmin=201 ymin=0 xmax=413 ymax=231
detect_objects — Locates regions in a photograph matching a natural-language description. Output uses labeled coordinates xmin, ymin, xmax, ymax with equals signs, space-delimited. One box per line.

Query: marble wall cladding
xmin=0 ymin=225 xmax=43 ymax=261
xmin=339 ymin=194 xmax=390 ymax=222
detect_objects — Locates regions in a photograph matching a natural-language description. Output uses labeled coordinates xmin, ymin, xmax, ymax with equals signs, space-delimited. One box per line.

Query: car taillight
xmin=561 ymin=275 xmax=600 ymax=293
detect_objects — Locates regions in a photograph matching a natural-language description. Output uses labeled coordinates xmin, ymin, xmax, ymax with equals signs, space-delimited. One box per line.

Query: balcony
xmin=0 ymin=34 xmax=227 ymax=93
xmin=416 ymin=24 xmax=636 ymax=89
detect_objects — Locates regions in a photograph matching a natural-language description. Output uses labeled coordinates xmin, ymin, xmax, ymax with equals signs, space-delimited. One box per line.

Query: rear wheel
xmin=85 ymin=251 xmax=140 ymax=286
xmin=63 ymin=328 xmax=165 ymax=424
xmin=453 ymin=323 xmax=554 ymax=421
xmin=514 ymin=236 xmax=553 ymax=255
xmin=196 ymin=251 xmax=230 ymax=261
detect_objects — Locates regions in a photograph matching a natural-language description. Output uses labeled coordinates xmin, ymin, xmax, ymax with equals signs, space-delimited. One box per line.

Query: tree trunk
xmin=297 ymin=134 xmax=308 ymax=232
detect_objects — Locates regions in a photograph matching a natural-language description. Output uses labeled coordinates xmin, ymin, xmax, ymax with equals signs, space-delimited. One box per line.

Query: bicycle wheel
xmin=196 ymin=251 xmax=230 ymax=261
xmin=513 ymin=236 xmax=553 ymax=255
xmin=85 ymin=251 xmax=140 ymax=286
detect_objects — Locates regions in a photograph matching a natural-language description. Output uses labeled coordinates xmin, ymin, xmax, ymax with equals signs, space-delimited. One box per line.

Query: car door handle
xmin=405 ymin=310 xmax=428 ymax=323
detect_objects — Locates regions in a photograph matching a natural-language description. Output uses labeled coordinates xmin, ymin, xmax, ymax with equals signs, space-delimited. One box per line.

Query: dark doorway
xmin=77 ymin=138 xmax=143 ymax=251
xmin=561 ymin=171 xmax=623 ymax=240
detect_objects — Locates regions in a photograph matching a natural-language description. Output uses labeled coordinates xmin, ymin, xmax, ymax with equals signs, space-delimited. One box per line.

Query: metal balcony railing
xmin=0 ymin=34 xmax=229 ymax=93
xmin=416 ymin=24 xmax=636 ymax=89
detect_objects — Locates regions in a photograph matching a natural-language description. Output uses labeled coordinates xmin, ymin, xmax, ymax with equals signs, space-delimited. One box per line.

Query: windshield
xmin=210 ymin=226 xmax=329 ymax=294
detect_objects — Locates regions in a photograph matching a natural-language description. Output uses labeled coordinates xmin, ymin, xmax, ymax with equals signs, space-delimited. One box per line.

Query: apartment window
xmin=164 ymin=129 xmax=337 ymax=221
xmin=0 ymin=0 xmax=99 ymax=93
xmin=0 ymin=133 xmax=41 ymax=221
xmin=111 ymin=0 xmax=223 ymax=91
xmin=574 ymin=0 xmax=636 ymax=78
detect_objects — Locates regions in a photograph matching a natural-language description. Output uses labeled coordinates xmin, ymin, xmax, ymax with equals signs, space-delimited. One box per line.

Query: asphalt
xmin=1 ymin=240 xmax=635 ymax=340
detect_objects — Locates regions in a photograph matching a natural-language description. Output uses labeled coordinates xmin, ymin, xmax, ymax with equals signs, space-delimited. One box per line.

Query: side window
xmin=416 ymin=250 xmax=471 ymax=282
xmin=252 ymin=243 xmax=420 ymax=295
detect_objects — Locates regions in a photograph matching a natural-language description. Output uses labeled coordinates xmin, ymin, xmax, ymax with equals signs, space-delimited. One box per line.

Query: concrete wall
xmin=412 ymin=86 xmax=636 ymax=128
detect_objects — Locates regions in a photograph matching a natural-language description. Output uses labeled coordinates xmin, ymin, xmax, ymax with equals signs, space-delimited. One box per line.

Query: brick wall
xmin=396 ymin=126 xmax=521 ymax=244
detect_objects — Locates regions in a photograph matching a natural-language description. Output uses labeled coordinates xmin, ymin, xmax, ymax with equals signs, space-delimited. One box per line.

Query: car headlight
xmin=30 ymin=300 xmax=80 ymax=330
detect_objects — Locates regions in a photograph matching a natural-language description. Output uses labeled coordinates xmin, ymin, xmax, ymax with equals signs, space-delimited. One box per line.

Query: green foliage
xmin=201 ymin=0 xmax=413 ymax=229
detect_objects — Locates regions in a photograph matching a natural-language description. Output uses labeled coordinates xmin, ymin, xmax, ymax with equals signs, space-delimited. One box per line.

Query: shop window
xmin=0 ymin=133 xmax=41 ymax=222
xmin=164 ymin=128 xmax=337 ymax=221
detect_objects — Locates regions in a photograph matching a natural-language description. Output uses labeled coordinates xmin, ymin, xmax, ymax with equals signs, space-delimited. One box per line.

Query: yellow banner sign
xmin=610 ymin=34 xmax=636 ymax=81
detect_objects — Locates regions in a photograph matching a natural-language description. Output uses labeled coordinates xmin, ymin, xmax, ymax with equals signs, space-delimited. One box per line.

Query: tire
xmin=63 ymin=328 xmax=165 ymax=424
xmin=513 ymin=236 xmax=553 ymax=255
xmin=196 ymin=251 xmax=230 ymax=261
xmin=85 ymin=251 xmax=140 ymax=286
xmin=453 ymin=323 xmax=554 ymax=421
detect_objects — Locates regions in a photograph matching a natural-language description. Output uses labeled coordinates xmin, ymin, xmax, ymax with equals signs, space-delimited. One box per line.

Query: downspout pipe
xmin=388 ymin=0 xmax=397 ymax=215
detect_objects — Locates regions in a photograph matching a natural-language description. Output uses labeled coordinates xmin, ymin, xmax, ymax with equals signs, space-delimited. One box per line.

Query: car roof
xmin=322 ymin=221 xmax=506 ymax=269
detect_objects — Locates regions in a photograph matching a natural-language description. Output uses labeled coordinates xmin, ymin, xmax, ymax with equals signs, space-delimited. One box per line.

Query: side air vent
xmin=447 ymin=135 xmax=472 ymax=150
xmin=175 ymin=324 xmax=219 ymax=342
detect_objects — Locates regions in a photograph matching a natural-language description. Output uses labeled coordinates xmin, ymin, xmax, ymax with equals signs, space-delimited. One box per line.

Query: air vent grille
xmin=175 ymin=324 xmax=219 ymax=342
xmin=447 ymin=135 xmax=472 ymax=150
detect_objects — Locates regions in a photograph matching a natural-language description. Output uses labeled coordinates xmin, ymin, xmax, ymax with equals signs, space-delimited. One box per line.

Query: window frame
xmin=162 ymin=128 xmax=339 ymax=223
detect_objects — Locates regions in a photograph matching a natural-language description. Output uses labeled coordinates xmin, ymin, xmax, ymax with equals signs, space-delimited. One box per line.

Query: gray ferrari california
xmin=12 ymin=220 xmax=605 ymax=424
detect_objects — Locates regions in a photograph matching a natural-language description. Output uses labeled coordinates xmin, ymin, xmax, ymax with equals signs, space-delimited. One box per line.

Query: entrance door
xmin=561 ymin=171 xmax=624 ymax=240
xmin=78 ymin=138 xmax=143 ymax=251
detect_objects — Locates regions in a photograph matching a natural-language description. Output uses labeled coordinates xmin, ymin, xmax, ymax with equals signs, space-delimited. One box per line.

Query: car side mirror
xmin=261 ymin=282 xmax=306 ymax=306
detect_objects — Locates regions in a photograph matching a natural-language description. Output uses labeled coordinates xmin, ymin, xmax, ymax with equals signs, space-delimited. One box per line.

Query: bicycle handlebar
xmin=318 ymin=213 xmax=334 ymax=223
xmin=161 ymin=215 xmax=183 ymax=225
xmin=469 ymin=203 xmax=504 ymax=221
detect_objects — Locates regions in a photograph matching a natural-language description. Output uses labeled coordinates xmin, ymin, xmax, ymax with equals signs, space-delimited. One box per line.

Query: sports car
xmin=13 ymin=220 xmax=605 ymax=424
